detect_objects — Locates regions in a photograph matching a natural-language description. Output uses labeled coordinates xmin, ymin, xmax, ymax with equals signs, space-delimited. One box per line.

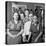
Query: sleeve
xmin=7 ymin=21 xmax=12 ymax=29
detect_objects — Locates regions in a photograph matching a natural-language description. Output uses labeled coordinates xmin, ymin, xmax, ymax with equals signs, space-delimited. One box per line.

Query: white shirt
xmin=22 ymin=21 xmax=31 ymax=36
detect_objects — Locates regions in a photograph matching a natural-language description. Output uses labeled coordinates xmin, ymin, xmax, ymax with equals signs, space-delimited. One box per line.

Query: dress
xmin=7 ymin=19 xmax=23 ymax=44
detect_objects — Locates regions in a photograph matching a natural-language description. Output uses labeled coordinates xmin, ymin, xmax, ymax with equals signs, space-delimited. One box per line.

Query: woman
xmin=20 ymin=9 xmax=32 ymax=43
xmin=29 ymin=11 xmax=33 ymax=21
xmin=24 ymin=9 xmax=29 ymax=23
xmin=19 ymin=12 xmax=25 ymax=24
xmin=7 ymin=12 xmax=23 ymax=44
xmin=28 ymin=11 xmax=33 ymax=43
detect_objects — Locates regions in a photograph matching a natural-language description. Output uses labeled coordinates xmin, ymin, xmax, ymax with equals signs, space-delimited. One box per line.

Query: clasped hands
xmin=11 ymin=34 xmax=18 ymax=39
xmin=8 ymin=34 xmax=18 ymax=39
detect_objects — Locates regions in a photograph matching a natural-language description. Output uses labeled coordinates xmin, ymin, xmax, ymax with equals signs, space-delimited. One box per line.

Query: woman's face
xmin=29 ymin=13 xmax=33 ymax=20
xmin=20 ymin=13 xmax=24 ymax=20
xmin=13 ymin=12 xmax=18 ymax=20
xmin=33 ymin=16 xmax=37 ymax=23
xmin=25 ymin=10 xmax=29 ymax=17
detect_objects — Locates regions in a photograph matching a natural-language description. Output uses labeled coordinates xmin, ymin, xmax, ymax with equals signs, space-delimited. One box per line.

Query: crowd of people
xmin=7 ymin=7 xmax=44 ymax=44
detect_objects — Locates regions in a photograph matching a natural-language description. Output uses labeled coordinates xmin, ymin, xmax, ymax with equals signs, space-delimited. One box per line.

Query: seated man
xmin=31 ymin=16 xmax=43 ymax=43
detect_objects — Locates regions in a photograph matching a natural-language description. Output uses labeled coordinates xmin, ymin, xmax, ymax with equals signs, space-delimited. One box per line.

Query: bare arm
xmin=7 ymin=21 xmax=16 ymax=38
xmin=37 ymin=24 xmax=39 ymax=31
xmin=16 ymin=29 xmax=24 ymax=37
xmin=34 ymin=31 xmax=42 ymax=42
xmin=7 ymin=29 xmax=16 ymax=38
xmin=28 ymin=32 xmax=31 ymax=41
xmin=16 ymin=21 xmax=24 ymax=37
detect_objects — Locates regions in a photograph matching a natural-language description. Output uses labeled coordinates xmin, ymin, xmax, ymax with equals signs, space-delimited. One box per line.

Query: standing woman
xmin=16 ymin=9 xmax=31 ymax=43
xmin=28 ymin=11 xmax=33 ymax=42
xmin=7 ymin=11 xmax=23 ymax=44
xmin=19 ymin=11 xmax=25 ymax=24
xmin=24 ymin=9 xmax=29 ymax=23
xmin=29 ymin=10 xmax=33 ymax=21
xmin=21 ymin=9 xmax=32 ymax=43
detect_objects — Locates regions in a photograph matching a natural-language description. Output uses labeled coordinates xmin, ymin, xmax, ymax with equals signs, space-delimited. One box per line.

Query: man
xmin=22 ymin=9 xmax=32 ymax=43
xmin=30 ymin=15 xmax=43 ymax=43
xmin=30 ymin=16 xmax=39 ymax=42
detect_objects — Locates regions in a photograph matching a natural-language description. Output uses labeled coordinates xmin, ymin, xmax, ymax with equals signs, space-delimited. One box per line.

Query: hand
xmin=28 ymin=32 xmax=31 ymax=40
xmin=12 ymin=35 xmax=18 ymax=39
xmin=8 ymin=34 xmax=16 ymax=39
xmin=34 ymin=37 xmax=38 ymax=43
xmin=12 ymin=35 xmax=15 ymax=39
xmin=34 ymin=39 xmax=37 ymax=42
xmin=14 ymin=35 xmax=17 ymax=38
xmin=9 ymin=35 xmax=15 ymax=39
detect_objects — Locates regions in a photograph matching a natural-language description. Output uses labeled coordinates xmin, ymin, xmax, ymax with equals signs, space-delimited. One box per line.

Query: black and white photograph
xmin=5 ymin=1 xmax=45 ymax=44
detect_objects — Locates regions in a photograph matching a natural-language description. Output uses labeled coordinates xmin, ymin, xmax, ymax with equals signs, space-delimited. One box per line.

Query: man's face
xmin=25 ymin=10 xmax=29 ymax=17
xmin=20 ymin=13 xmax=24 ymax=20
xmin=29 ymin=14 xmax=33 ymax=21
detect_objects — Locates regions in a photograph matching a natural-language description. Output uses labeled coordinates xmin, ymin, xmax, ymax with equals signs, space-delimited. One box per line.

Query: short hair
xmin=13 ymin=11 xmax=18 ymax=15
xmin=18 ymin=9 xmax=23 ymax=14
xmin=19 ymin=10 xmax=25 ymax=17
xmin=13 ymin=9 xmax=18 ymax=15
xmin=24 ymin=9 xmax=29 ymax=12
